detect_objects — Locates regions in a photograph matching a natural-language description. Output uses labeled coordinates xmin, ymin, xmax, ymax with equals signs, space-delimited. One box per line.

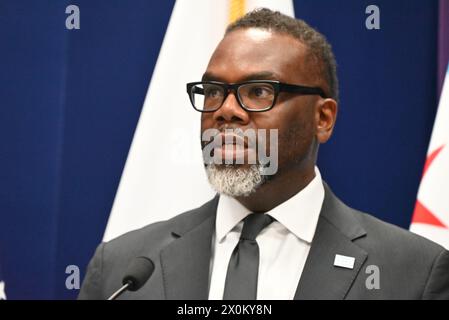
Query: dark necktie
xmin=223 ymin=213 xmax=274 ymax=300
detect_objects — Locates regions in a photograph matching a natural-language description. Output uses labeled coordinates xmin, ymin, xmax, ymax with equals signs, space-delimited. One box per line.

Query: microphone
xmin=107 ymin=256 xmax=155 ymax=300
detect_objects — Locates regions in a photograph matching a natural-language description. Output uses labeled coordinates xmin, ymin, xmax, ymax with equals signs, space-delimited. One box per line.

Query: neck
xmin=235 ymin=163 xmax=316 ymax=213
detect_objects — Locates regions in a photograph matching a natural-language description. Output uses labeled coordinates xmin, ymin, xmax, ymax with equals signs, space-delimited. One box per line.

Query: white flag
xmin=0 ymin=281 xmax=6 ymax=300
xmin=104 ymin=0 xmax=294 ymax=241
xmin=410 ymin=66 xmax=449 ymax=249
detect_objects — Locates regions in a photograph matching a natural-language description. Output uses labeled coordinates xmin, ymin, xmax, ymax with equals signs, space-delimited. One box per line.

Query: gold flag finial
xmin=229 ymin=0 xmax=246 ymax=24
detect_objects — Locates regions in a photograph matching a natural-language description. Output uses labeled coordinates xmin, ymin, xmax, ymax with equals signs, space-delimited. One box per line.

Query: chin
xmin=204 ymin=163 xmax=266 ymax=197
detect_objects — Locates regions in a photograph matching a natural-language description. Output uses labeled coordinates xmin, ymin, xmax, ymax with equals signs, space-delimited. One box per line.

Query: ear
xmin=315 ymin=98 xmax=338 ymax=144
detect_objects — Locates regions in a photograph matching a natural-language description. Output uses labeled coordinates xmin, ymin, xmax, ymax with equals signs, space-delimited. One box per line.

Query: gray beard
xmin=205 ymin=163 xmax=266 ymax=197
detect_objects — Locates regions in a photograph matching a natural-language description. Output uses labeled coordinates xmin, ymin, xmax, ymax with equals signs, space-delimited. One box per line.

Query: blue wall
xmin=0 ymin=0 xmax=438 ymax=299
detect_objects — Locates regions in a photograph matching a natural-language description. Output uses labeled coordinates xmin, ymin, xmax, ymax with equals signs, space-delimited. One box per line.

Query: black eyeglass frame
xmin=186 ymin=80 xmax=328 ymax=112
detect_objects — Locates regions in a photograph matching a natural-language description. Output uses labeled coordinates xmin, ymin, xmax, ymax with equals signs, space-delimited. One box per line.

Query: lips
xmin=218 ymin=133 xmax=248 ymax=148
xmin=205 ymin=132 xmax=249 ymax=149
xmin=211 ymin=133 xmax=257 ymax=164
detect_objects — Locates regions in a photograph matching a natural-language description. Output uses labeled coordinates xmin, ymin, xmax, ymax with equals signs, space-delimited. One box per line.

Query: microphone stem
xmin=107 ymin=282 xmax=131 ymax=300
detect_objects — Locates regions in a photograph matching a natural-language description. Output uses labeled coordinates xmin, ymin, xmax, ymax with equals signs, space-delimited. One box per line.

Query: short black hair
xmin=226 ymin=8 xmax=339 ymax=102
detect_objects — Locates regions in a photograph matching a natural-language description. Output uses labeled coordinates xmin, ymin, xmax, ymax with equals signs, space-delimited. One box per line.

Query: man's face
xmin=200 ymin=28 xmax=335 ymax=196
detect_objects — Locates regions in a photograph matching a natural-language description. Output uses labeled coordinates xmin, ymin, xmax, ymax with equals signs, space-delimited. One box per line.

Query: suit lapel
xmin=294 ymin=183 xmax=368 ymax=300
xmin=160 ymin=196 xmax=218 ymax=299
xmin=294 ymin=216 xmax=368 ymax=299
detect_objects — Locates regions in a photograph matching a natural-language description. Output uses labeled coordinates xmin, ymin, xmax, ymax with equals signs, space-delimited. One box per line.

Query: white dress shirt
xmin=208 ymin=167 xmax=325 ymax=300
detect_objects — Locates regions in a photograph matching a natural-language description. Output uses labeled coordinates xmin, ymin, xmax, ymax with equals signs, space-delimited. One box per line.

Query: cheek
xmin=276 ymin=106 xmax=316 ymax=164
xmin=200 ymin=116 xmax=211 ymax=148
xmin=200 ymin=114 xmax=213 ymax=132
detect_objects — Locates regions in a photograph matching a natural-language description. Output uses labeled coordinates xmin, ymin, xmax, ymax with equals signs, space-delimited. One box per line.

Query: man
xmin=79 ymin=9 xmax=449 ymax=300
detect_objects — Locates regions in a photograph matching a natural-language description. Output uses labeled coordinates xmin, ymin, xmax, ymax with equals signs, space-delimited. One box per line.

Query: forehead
xmin=205 ymin=28 xmax=310 ymax=83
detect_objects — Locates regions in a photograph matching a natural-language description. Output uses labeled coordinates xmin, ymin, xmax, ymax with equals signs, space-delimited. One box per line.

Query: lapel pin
xmin=334 ymin=254 xmax=355 ymax=269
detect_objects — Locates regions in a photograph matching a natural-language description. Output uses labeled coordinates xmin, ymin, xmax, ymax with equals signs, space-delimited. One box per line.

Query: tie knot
xmin=240 ymin=213 xmax=274 ymax=241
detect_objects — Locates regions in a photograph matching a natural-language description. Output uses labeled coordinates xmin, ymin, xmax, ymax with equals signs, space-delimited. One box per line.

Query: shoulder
xmin=103 ymin=196 xmax=219 ymax=258
xmin=352 ymin=208 xmax=446 ymax=258
xmin=78 ymin=197 xmax=219 ymax=299
xmin=327 ymin=191 xmax=449 ymax=299
xmin=322 ymin=182 xmax=446 ymax=258
xmin=348 ymin=205 xmax=449 ymax=295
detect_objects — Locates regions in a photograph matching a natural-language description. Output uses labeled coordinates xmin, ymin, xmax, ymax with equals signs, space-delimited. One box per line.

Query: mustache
xmin=201 ymin=128 xmax=261 ymax=149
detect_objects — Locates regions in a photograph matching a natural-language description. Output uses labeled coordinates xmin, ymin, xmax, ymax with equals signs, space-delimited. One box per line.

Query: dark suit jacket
xmin=78 ymin=183 xmax=449 ymax=299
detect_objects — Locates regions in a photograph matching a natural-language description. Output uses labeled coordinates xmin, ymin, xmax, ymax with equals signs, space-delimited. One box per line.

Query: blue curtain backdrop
xmin=0 ymin=0 xmax=439 ymax=299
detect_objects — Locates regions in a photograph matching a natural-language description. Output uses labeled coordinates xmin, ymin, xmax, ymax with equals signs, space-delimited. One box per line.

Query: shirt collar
xmin=215 ymin=166 xmax=325 ymax=244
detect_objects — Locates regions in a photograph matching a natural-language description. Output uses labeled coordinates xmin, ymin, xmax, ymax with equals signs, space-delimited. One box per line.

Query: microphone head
xmin=122 ymin=256 xmax=155 ymax=291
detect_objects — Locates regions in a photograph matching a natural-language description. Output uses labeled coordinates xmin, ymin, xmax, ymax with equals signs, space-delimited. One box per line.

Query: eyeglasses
xmin=186 ymin=80 xmax=327 ymax=112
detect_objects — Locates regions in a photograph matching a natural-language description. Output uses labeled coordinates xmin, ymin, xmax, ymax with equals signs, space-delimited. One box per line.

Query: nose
xmin=212 ymin=91 xmax=250 ymax=125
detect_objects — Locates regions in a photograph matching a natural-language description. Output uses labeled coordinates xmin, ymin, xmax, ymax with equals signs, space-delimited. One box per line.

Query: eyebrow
xmin=201 ymin=71 xmax=281 ymax=82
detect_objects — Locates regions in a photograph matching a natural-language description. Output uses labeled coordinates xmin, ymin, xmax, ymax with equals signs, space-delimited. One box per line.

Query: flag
xmin=410 ymin=1 xmax=449 ymax=249
xmin=410 ymin=67 xmax=449 ymax=249
xmin=104 ymin=0 xmax=295 ymax=241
